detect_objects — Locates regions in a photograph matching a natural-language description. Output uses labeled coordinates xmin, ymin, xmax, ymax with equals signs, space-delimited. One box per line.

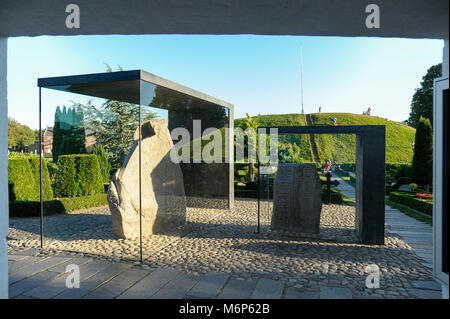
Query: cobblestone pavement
xmin=8 ymin=199 xmax=442 ymax=299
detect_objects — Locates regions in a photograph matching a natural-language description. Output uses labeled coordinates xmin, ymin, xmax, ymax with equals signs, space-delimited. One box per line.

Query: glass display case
xmin=37 ymin=70 xmax=234 ymax=262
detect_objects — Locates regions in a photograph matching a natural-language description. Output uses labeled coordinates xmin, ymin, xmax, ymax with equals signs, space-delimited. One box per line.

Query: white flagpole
xmin=300 ymin=43 xmax=304 ymax=115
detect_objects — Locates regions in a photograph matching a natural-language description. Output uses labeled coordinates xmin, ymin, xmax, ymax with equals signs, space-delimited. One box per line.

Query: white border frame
xmin=433 ymin=75 xmax=449 ymax=286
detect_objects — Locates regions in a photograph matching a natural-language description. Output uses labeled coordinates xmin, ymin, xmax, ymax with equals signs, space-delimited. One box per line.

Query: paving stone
xmin=151 ymin=273 xmax=200 ymax=299
xmin=117 ymin=267 xmax=179 ymax=299
xmin=8 ymin=254 xmax=29 ymax=262
xmin=12 ymin=248 xmax=39 ymax=256
xmin=9 ymin=271 xmax=57 ymax=298
xmin=24 ymin=273 xmax=70 ymax=299
xmin=54 ymin=262 xmax=132 ymax=299
xmin=411 ymin=281 xmax=442 ymax=291
xmin=217 ymin=279 xmax=257 ymax=299
xmin=77 ymin=260 xmax=112 ymax=281
xmin=250 ymin=278 xmax=284 ymax=299
xmin=320 ymin=287 xmax=353 ymax=299
xmin=23 ymin=259 xmax=105 ymax=299
xmin=284 ymin=288 xmax=319 ymax=299
xmin=8 ymin=256 xmax=43 ymax=273
xmin=9 ymin=256 xmax=72 ymax=284
xmin=83 ymin=268 xmax=149 ymax=299
xmin=186 ymin=273 xmax=230 ymax=299
xmin=47 ymin=256 xmax=90 ymax=273
xmin=407 ymin=288 xmax=442 ymax=299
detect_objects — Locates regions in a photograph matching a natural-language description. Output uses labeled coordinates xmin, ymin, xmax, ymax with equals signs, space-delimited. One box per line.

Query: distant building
xmin=26 ymin=126 xmax=97 ymax=155
xmin=43 ymin=126 xmax=53 ymax=154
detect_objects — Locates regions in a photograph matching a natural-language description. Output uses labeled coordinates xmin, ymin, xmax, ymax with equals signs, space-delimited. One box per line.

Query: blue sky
xmin=7 ymin=35 xmax=444 ymax=129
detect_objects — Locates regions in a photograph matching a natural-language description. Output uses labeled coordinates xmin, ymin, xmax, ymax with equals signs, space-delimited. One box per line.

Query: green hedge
xmin=8 ymin=156 xmax=53 ymax=201
xmin=28 ymin=156 xmax=53 ymax=200
xmin=321 ymin=188 xmax=343 ymax=204
xmin=54 ymin=154 xmax=104 ymax=197
xmin=9 ymin=193 xmax=108 ymax=218
xmin=389 ymin=191 xmax=433 ymax=215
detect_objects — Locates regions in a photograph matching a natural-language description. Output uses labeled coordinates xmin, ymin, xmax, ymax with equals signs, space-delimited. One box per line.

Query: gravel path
xmin=8 ymin=199 xmax=434 ymax=298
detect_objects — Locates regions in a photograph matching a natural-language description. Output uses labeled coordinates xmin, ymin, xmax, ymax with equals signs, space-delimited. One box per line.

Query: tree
xmin=237 ymin=113 xmax=259 ymax=182
xmin=407 ymin=63 xmax=442 ymax=128
xmin=82 ymin=97 xmax=140 ymax=172
xmin=66 ymin=103 xmax=87 ymax=154
xmin=52 ymin=107 xmax=63 ymax=163
xmin=8 ymin=117 xmax=35 ymax=151
xmin=52 ymin=105 xmax=86 ymax=163
xmin=92 ymin=144 xmax=112 ymax=183
xmin=411 ymin=117 xmax=433 ymax=190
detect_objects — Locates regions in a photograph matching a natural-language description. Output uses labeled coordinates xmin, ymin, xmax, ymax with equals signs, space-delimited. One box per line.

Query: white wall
xmin=0 ymin=37 xmax=8 ymax=299
xmin=443 ymin=39 xmax=449 ymax=77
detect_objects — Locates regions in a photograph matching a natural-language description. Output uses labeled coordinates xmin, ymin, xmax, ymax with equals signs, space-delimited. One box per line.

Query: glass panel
xmin=258 ymin=132 xmax=358 ymax=242
xmin=139 ymin=80 xmax=232 ymax=264
xmin=40 ymin=87 xmax=141 ymax=261
xmin=141 ymin=80 xmax=231 ymax=209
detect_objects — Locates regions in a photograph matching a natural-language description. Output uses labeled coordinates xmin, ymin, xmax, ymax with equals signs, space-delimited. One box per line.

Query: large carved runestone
xmin=108 ymin=119 xmax=186 ymax=239
xmin=271 ymin=163 xmax=322 ymax=234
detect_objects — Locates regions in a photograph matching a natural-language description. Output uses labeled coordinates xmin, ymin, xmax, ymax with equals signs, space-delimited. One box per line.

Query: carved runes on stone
xmin=271 ymin=163 xmax=322 ymax=234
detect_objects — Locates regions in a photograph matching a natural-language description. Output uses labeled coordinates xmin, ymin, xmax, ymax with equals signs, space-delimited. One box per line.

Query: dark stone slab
xmin=9 ymin=256 xmax=72 ymax=284
xmin=54 ymin=262 xmax=132 ymax=299
xmin=117 ymin=267 xmax=178 ymax=299
xmin=412 ymin=281 xmax=442 ymax=291
xmin=151 ymin=273 xmax=200 ymax=299
xmin=250 ymin=278 xmax=284 ymax=299
xmin=11 ymin=248 xmax=39 ymax=256
xmin=24 ymin=272 xmax=71 ymax=299
xmin=186 ymin=272 xmax=230 ymax=299
xmin=217 ymin=279 xmax=257 ymax=299
xmin=407 ymin=288 xmax=442 ymax=299
xmin=8 ymin=256 xmax=42 ymax=273
xmin=319 ymin=287 xmax=353 ymax=299
xmin=23 ymin=259 xmax=105 ymax=299
xmin=284 ymin=288 xmax=319 ymax=299
xmin=83 ymin=268 xmax=149 ymax=299
xmin=46 ymin=256 xmax=91 ymax=273
xmin=9 ymin=271 xmax=57 ymax=298
xmin=271 ymin=163 xmax=322 ymax=234
xmin=8 ymin=254 xmax=30 ymax=262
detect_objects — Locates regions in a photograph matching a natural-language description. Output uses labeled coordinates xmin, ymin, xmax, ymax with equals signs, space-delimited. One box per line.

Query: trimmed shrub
xmin=321 ymin=188 xmax=343 ymax=204
xmin=389 ymin=191 xmax=433 ymax=215
xmin=8 ymin=156 xmax=53 ymax=201
xmin=28 ymin=156 xmax=53 ymax=200
xmin=47 ymin=161 xmax=58 ymax=184
xmin=8 ymin=158 xmax=35 ymax=201
xmin=9 ymin=193 xmax=108 ymax=218
xmin=54 ymin=155 xmax=77 ymax=197
xmin=92 ymin=145 xmax=111 ymax=183
xmin=411 ymin=117 xmax=433 ymax=188
xmin=54 ymin=154 xmax=104 ymax=197
xmin=57 ymin=193 xmax=108 ymax=212
xmin=9 ymin=200 xmax=65 ymax=217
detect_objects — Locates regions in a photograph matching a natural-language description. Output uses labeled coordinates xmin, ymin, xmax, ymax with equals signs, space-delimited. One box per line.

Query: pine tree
xmin=411 ymin=117 xmax=433 ymax=189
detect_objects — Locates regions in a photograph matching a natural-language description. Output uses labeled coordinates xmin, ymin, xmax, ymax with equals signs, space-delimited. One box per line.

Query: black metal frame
xmin=256 ymin=125 xmax=386 ymax=245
